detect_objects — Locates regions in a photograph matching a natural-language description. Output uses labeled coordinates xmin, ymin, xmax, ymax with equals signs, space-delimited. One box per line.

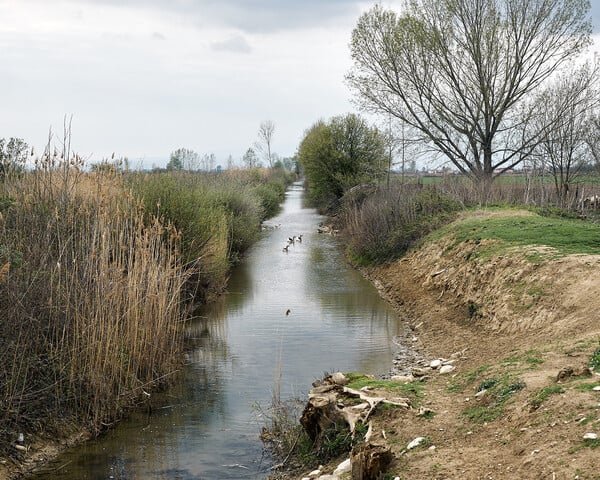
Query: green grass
xmin=575 ymin=381 xmax=600 ymax=392
xmin=432 ymin=210 xmax=600 ymax=256
xmin=501 ymin=350 xmax=544 ymax=368
xmin=447 ymin=365 xmax=492 ymax=393
xmin=345 ymin=373 xmax=423 ymax=400
xmin=590 ymin=342 xmax=600 ymax=370
xmin=449 ymin=363 xmax=528 ymax=423
xmin=529 ymin=385 xmax=565 ymax=411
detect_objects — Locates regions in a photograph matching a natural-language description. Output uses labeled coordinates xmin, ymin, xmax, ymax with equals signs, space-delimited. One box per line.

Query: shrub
xmin=341 ymin=184 xmax=462 ymax=265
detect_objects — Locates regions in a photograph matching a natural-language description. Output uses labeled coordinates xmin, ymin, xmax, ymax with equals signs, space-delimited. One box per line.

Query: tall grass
xmin=128 ymin=168 xmax=293 ymax=300
xmin=340 ymin=183 xmax=462 ymax=265
xmin=0 ymin=145 xmax=188 ymax=456
xmin=0 ymin=151 xmax=294 ymax=460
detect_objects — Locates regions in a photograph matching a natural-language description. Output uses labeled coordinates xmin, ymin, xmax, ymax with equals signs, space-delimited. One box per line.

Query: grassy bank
xmin=330 ymin=173 xmax=600 ymax=267
xmin=0 ymin=148 xmax=293 ymax=471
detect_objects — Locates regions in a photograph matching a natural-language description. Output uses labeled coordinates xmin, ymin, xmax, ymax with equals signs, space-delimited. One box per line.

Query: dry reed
xmin=0 ymin=138 xmax=189 ymax=456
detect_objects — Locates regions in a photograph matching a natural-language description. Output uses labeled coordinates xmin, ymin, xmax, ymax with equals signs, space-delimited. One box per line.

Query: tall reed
xmin=0 ymin=141 xmax=188 ymax=455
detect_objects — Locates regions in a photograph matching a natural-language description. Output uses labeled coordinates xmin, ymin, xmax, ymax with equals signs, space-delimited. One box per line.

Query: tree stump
xmin=350 ymin=443 xmax=392 ymax=480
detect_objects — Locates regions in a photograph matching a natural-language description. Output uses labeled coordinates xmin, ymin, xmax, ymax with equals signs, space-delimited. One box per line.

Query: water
xmin=33 ymin=183 xmax=402 ymax=480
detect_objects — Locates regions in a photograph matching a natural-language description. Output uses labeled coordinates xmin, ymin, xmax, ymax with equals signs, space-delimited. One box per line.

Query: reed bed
xmin=0 ymin=147 xmax=294 ymax=462
xmin=0 ymin=148 xmax=188 ymax=457
xmin=128 ymin=167 xmax=292 ymax=300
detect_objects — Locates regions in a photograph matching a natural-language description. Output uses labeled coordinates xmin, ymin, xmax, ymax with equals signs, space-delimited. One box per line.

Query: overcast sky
xmin=0 ymin=1 xmax=599 ymax=168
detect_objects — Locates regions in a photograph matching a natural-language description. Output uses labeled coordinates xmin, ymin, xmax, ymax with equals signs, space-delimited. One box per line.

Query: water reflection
xmin=33 ymin=183 xmax=402 ymax=480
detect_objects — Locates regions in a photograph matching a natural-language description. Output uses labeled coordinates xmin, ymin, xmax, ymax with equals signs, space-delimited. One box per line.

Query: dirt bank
xmin=357 ymin=211 xmax=600 ymax=479
xmin=288 ymin=209 xmax=600 ymax=479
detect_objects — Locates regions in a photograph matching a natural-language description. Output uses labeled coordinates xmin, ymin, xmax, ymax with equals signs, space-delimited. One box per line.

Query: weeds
xmin=340 ymin=184 xmax=462 ymax=265
xmin=529 ymin=385 xmax=565 ymax=411
xmin=462 ymin=375 xmax=526 ymax=423
xmin=589 ymin=341 xmax=600 ymax=371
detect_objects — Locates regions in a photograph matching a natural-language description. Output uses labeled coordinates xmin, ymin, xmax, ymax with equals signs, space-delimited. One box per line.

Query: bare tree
xmin=242 ymin=147 xmax=261 ymax=169
xmin=347 ymin=0 xmax=591 ymax=193
xmin=528 ymin=63 xmax=600 ymax=207
xmin=255 ymin=120 xmax=275 ymax=168
xmin=0 ymin=137 xmax=29 ymax=179
xmin=587 ymin=112 xmax=600 ymax=169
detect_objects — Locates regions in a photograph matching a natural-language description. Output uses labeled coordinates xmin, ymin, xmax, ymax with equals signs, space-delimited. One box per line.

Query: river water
xmin=33 ymin=183 xmax=402 ymax=480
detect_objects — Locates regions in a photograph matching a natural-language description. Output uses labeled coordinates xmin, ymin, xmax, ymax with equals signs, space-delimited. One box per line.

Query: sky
xmin=0 ymin=0 xmax=599 ymax=169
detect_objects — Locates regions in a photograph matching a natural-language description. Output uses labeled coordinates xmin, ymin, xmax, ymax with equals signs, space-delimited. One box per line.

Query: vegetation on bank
xmin=431 ymin=209 xmax=600 ymax=257
xmin=0 ymin=142 xmax=294 ymax=466
xmin=128 ymin=167 xmax=291 ymax=301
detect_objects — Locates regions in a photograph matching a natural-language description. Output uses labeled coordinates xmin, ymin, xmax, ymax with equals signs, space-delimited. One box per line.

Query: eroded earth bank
xmin=287 ymin=210 xmax=600 ymax=480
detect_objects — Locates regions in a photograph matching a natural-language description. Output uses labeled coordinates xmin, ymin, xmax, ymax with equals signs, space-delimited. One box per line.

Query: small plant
xmin=529 ymin=385 xmax=565 ymax=411
xmin=463 ymin=378 xmax=526 ymax=423
xmin=464 ymin=405 xmax=504 ymax=423
xmin=467 ymin=300 xmax=480 ymax=319
xmin=319 ymin=422 xmax=360 ymax=461
xmin=477 ymin=378 xmax=499 ymax=392
xmin=583 ymin=437 xmax=600 ymax=449
xmin=589 ymin=342 xmax=600 ymax=371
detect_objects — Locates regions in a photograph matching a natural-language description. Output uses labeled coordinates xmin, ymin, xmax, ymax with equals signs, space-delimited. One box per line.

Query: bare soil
xmin=353 ymin=211 xmax=600 ymax=479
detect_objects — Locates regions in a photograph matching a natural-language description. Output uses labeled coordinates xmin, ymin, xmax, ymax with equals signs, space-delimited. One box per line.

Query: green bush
xmin=253 ymin=179 xmax=286 ymax=219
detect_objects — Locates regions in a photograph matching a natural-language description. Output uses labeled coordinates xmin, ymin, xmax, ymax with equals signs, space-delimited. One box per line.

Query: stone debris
xmin=406 ymin=436 xmax=427 ymax=450
xmin=583 ymin=432 xmax=598 ymax=440
xmin=439 ymin=364 xmax=456 ymax=374
xmin=430 ymin=359 xmax=443 ymax=369
xmin=332 ymin=458 xmax=351 ymax=475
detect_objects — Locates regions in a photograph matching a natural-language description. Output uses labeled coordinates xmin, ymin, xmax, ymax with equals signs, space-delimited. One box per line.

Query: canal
xmin=33 ymin=183 xmax=403 ymax=480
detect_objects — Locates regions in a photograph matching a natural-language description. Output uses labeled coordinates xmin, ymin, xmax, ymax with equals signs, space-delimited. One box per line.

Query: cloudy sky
xmin=0 ymin=1 xmax=599 ymax=168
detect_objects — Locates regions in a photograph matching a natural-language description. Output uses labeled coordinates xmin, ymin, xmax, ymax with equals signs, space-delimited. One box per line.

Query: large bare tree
xmin=347 ymin=0 xmax=592 ymax=190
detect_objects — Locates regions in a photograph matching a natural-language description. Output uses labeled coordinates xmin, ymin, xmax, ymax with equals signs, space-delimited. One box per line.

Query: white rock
xmin=583 ymin=432 xmax=598 ymax=440
xmin=317 ymin=476 xmax=338 ymax=480
xmin=330 ymin=372 xmax=348 ymax=385
xmin=475 ymin=389 xmax=487 ymax=397
xmin=406 ymin=436 xmax=427 ymax=450
xmin=439 ymin=365 xmax=456 ymax=374
xmin=333 ymin=458 xmax=351 ymax=475
xmin=430 ymin=359 xmax=442 ymax=369
xmin=592 ymin=386 xmax=600 ymax=391
xmin=301 ymin=478 xmax=310 ymax=480
xmin=308 ymin=469 xmax=321 ymax=477
xmin=391 ymin=375 xmax=414 ymax=383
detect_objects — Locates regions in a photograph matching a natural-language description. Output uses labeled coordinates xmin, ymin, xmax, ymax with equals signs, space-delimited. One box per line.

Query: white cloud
xmin=1 ymin=0 xmax=596 ymax=168
xmin=210 ymin=34 xmax=252 ymax=54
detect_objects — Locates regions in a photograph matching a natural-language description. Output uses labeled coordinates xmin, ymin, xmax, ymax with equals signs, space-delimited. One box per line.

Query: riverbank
xmin=290 ymin=208 xmax=600 ymax=479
